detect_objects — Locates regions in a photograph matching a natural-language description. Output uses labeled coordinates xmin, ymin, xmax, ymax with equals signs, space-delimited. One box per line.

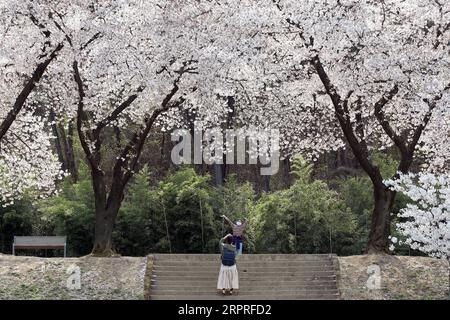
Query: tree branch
xmin=311 ymin=55 xmax=382 ymax=185
xmin=112 ymin=76 xmax=187 ymax=192
xmin=80 ymin=32 xmax=102 ymax=51
xmin=372 ymin=85 xmax=408 ymax=158
xmin=72 ymin=60 xmax=99 ymax=172
xmin=0 ymin=42 xmax=64 ymax=141
xmin=94 ymin=86 xmax=145 ymax=133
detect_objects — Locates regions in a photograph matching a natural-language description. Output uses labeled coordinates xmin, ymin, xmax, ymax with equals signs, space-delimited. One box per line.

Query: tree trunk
xmin=263 ymin=175 xmax=270 ymax=192
xmin=66 ymin=121 xmax=78 ymax=182
xmin=283 ymin=157 xmax=292 ymax=188
xmin=88 ymin=166 xmax=123 ymax=256
xmin=214 ymin=163 xmax=224 ymax=186
xmin=49 ymin=110 xmax=66 ymax=170
xmin=366 ymin=185 xmax=396 ymax=254
xmin=74 ymin=58 xmax=184 ymax=256
xmin=310 ymin=54 xmax=436 ymax=254
xmin=56 ymin=119 xmax=78 ymax=182
xmin=91 ymin=201 xmax=121 ymax=256
xmin=199 ymin=197 xmax=204 ymax=252
xmin=162 ymin=202 xmax=172 ymax=253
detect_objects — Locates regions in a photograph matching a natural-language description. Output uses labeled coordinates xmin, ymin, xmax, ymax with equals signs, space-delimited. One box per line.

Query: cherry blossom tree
xmin=139 ymin=0 xmax=450 ymax=254
xmin=55 ymin=1 xmax=193 ymax=255
xmin=0 ymin=112 xmax=65 ymax=205
xmin=0 ymin=0 xmax=69 ymax=204
xmin=267 ymin=0 xmax=450 ymax=252
xmin=387 ymin=172 xmax=450 ymax=298
xmin=39 ymin=0 xmax=281 ymax=255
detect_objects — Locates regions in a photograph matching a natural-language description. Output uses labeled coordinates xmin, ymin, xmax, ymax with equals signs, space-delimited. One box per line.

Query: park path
xmin=146 ymin=254 xmax=340 ymax=300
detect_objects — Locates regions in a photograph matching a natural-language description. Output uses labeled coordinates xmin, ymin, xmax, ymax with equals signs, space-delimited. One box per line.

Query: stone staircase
xmin=148 ymin=254 xmax=340 ymax=300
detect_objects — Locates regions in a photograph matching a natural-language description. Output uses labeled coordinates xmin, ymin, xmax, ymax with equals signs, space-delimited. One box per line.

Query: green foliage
xmin=36 ymin=165 xmax=95 ymax=256
xmin=156 ymin=167 xmax=217 ymax=253
xmin=114 ymin=166 xmax=164 ymax=255
xmin=0 ymin=164 xmax=95 ymax=256
xmin=336 ymin=176 xmax=373 ymax=254
xmin=116 ymin=167 xmax=220 ymax=254
xmin=251 ymin=157 xmax=356 ymax=254
xmin=372 ymin=150 xmax=399 ymax=180
xmin=210 ymin=175 xmax=256 ymax=252
xmin=0 ymin=197 xmax=35 ymax=253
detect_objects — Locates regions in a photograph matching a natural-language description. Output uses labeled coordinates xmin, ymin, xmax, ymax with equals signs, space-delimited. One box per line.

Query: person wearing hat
xmin=221 ymin=215 xmax=248 ymax=256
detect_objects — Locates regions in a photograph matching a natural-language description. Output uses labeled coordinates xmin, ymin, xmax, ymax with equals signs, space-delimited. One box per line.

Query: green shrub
xmin=36 ymin=165 xmax=95 ymax=256
xmin=0 ymin=197 xmax=35 ymax=253
xmin=251 ymin=157 xmax=356 ymax=254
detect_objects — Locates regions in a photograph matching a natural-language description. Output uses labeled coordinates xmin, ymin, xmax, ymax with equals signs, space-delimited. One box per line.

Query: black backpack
xmin=221 ymin=245 xmax=236 ymax=266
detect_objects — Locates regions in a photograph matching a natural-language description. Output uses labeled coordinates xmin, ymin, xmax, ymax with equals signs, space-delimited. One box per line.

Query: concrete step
xmin=152 ymin=279 xmax=336 ymax=285
xmin=151 ymin=276 xmax=337 ymax=283
xmin=151 ymin=280 xmax=337 ymax=288
xmin=151 ymin=281 xmax=337 ymax=288
xmin=148 ymin=254 xmax=339 ymax=300
xmin=152 ymin=270 xmax=336 ymax=278
xmin=151 ymin=254 xmax=335 ymax=261
xmin=150 ymin=293 xmax=340 ymax=300
xmin=151 ymin=289 xmax=339 ymax=296
xmin=153 ymin=261 xmax=334 ymax=267
xmin=151 ymin=287 xmax=339 ymax=294
xmin=152 ymin=266 xmax=335 ymax=272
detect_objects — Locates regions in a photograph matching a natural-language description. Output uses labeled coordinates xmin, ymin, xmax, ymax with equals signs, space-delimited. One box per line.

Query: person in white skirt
xmin=217 ymin=234 xmax=239 ymax=295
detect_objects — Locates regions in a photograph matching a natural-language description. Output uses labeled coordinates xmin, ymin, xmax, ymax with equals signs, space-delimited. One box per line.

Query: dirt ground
xmin=338 ymin=255 xmax=449 ymax=300
xmin=0 ymin=253 xmax=147 ymax=300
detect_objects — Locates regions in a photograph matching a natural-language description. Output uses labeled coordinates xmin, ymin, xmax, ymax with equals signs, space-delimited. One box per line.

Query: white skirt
xmin=217 ymin=264 xmax=239 ymax=290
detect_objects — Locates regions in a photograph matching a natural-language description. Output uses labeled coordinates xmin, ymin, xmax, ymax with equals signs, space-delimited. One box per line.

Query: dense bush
xmin=250 ymin=157 xmax=356 ymax=255
xmin=36 ymin=166 xmax=95 ymax=256
xmin=0 ymin=165 xmax=95 ymax=256
xmin=116 ymin=166 xmax=220 ymax=254
xmin=0 ymin=197 xmax=35 ymax=253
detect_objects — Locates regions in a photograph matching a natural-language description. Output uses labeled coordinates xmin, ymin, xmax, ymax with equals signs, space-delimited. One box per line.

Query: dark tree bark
xmin=270 ymin=4 xmax=450 ymax=253
xmin=283 ymin=156 xmax=292 ymax=187
xmin=0 ymin=43 xmax=64 ymax=142
xmin=263 ymin=175 xmax=270 ymax=193
xmin=214 ymin=163 xmax=224 ymax=186
xmin=310 ymin=55 xmax=447 ymax=253
xmin=49 ymin=109 xmax=66 ymax=170
xmin=65 ymin=120 xmax=79 ymax=182
xmin=73 ymin=60 xmax=189 ymax=256
xmin=368 ymin=186 xmax=396 ymax=252
xmin=56 ymin=119 xmax=79 ymax=183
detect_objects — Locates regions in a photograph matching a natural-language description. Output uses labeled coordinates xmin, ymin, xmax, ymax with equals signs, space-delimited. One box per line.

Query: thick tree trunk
xmin=310 ymin=54 xmax=439 ymax=254
xmin=74 ymin=58 xmax=184 ymax=257
xmin=91 ymin=205 xmax=120 ymax=256
xmin=366 ymin=185 xmax=396 ymax=254
xmin=90 ymin=169 xmax=125 ymax=256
